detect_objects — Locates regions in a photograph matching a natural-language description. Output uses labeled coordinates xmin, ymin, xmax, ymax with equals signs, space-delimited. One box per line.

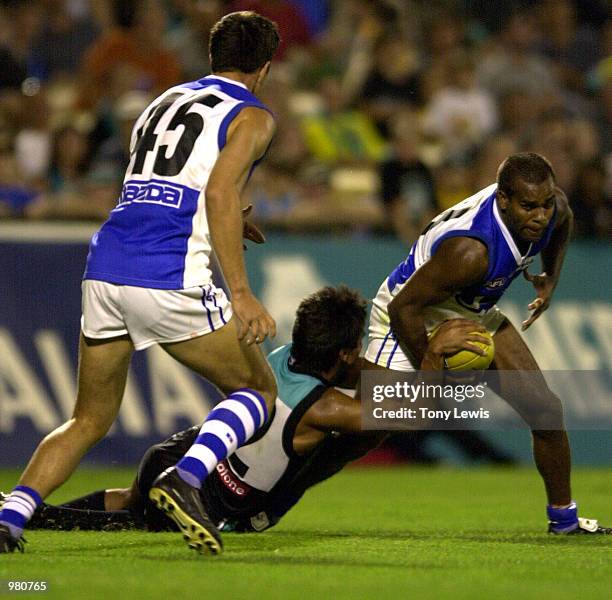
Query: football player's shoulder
xmin=554 ymin=186 xmax=572 ymax=225
xmin=235 ymin=106 xmax=275 ymax=136
xmin=436 ymin=236 xmax=489 ymax=282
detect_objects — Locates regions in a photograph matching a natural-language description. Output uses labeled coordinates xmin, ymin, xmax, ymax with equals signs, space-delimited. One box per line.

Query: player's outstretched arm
xmin=206 ymin=107 xmax=276 ymax=344
xmin=522 ymin=187 xmax=574 ymax=330
xmin=388 ymin=237 xmax=489 ymax=366
xmin=300 ymin=389 xmax=364 ymax=435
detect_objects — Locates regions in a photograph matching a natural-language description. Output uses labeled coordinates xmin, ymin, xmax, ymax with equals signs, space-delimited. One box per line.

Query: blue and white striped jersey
xmin=84 ymin=75 xmax=271 ymax=290
xmin=370 ymin=184 xmax=556 ymax=339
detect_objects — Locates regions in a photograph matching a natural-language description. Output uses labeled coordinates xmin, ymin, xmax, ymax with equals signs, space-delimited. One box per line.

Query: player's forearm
xmin=541 ymin=207 xmax=573 ymax=283
xmin=420 ymin=351 xmax=445 ymax=370
xmin=388 ymin=303 xmax=428 ymax=367
xmin=206 ymin=190 xmax=250 ymax=296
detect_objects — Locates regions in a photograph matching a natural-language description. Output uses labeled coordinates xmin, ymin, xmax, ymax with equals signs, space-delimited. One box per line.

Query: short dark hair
xmin=291 ymin=286 xmax=367 ymax=373
xmin=209 ymin=12 xmax=280 ymax=74
xmin=497 ymin=152 xmax=556 ymax=198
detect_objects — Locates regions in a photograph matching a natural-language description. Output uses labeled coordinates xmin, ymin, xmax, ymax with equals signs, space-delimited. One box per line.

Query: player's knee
xmin=527 ymin=392 xmax=565 ymax=431
xmin=71 ymin=415 xmax=113 ymax=445
xmin=237 ymin=370 xmax=277 ymax=416
xmin=259 ymin=372 xmax=277 ymax=412
xmin=531 ymin=428 xmax=565 ymax=441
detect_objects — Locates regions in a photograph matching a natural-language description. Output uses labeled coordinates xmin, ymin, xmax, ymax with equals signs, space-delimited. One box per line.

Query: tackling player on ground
xmin=365 ymin=152 xmax=610 ymax=534
xmin=1 ymin=288 xmax=487 ymax=539
xmin=0 ymin=12 xmax=282 ymax=555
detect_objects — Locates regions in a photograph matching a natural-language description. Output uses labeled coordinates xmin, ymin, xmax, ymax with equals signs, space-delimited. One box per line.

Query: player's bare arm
xmin=206 ymin=107 xmax=276 ymax=344
xmin=522 ymin=187 xmax=574 ymax=330
xmin=293 ymin=389 xmax=362 ymax=454
xmin=387 ymin=236 xmax=489 ymax=366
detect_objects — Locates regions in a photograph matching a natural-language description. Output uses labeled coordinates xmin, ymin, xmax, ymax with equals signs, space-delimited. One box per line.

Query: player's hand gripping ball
xmin=430 ymin=323 xmax=495 ymax=370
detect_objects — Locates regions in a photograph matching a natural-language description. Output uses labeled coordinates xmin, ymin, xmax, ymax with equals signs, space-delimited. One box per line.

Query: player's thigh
xmin=490 ymin=319 xmax=563 ymax=429
xmin=73 ymin=333 xmax=134 ymax=433
xmin=160 ymin=318 xmax=276 ymax=400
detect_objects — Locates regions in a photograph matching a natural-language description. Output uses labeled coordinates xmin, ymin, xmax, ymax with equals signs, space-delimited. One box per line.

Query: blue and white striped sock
xmin=0 ymin=485 xmax=42 ymax=539
xmin=176 ymin=388 xmax=268 ymax=489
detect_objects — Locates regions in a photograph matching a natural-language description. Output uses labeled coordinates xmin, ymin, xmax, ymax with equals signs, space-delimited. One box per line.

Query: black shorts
xmin=133 ymin=426 xmax=277 ymax=533
xmin=135 ymin=426 xmax=199 ymax=531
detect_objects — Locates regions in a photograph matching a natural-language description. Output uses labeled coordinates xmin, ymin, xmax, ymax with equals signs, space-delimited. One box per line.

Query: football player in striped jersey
xmin=364 ymin=152 xmax=610 ymax=534
xmin=1 ymin=12 xmax=284 ymax=555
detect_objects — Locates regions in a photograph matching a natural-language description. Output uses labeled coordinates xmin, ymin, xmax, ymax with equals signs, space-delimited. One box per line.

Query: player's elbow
xmin=388 ymin=297 xmax=401 ymax=323
xmin=205 ymin=184 xmax=226 ymax=207
xmin=388 ymin=296 xmax=414 ymax=328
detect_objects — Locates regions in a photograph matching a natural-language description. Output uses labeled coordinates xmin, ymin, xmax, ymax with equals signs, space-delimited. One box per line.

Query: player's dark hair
xmin=291 ymin=286 xmax=367 ymax=374
xmin=497 ymin=152 xmax=556 ymax=198
xmin=209 ymin=12 xmax=280 ymax=74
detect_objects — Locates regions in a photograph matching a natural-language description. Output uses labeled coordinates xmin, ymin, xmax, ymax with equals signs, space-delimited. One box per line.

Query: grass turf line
xmin=0 ymin=467 xmax=611 ymax=600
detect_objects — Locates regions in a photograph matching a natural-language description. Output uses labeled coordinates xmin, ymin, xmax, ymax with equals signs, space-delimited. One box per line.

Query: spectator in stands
xmin=378 ymin=111 xmax=436 ymax=244
xmin=477 ymin=7 xmax=558 ymax=101
xmin=29 ymin=0 xmax=100 ymax=82
xmin=322 ymin=0 xmax=400 ymax=104
xmin=423 ymin=51 xmax=498 ymax=162
xmin=434 ymin=160 xmax=471 ymax=211
xmin=293 ymin=0 xmax=329 ymax=38
xmin=12 ymin=84 xmax=51 ymax=189
xmin=25 ymin=121 xmax=115 ymax=220
xmin=87 ymin=91 xmax=151 ymax=187
xmin=472 ymin=134 xmax=518 ymax=190
xmin=0 ymin=45 xmax=26 ymax=91
xmin=0 ymin=1 xmax=42 ymax=86
xmin=0 ymin=0 xmax=607 ymax=244
xmin=301 ymin=76 xmax=386 ymax=164
xmin=79 ymin=0 xmax=181 ymax=109
xmin=536 ymin=0 xmax=601 ymax=92
xmin=571 ymin=160 xmax=612 ymax=239
xmin=359 ymin=34 xmax=423 ymax=136
xmin=419 ymin=9 xmax=467 ymax=103
xmin=594 ymin=74 xmax=612 ymax=159
xmin=496 ymin=89 xmax=542 ymax=140
xmin=165 ymin=0 xmax=224 ymax=80
xmin=230 ymin=0 xmax=312 ymax=60
xmin=0 ymin=150 xmax=39 ymax=217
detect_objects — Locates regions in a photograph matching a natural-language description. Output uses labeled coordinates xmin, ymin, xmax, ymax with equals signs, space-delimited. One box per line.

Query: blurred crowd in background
xmin=0 ymin=0 xmax=609 ymax=242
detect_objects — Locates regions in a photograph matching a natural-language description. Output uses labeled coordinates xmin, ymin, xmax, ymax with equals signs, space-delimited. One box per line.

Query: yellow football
xmin=430 ymin=325 xmax=495 ymax=371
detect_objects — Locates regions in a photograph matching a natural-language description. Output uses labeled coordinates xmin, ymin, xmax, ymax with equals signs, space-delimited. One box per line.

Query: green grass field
xmin=0 ymin=467 xmax=611 ymax=599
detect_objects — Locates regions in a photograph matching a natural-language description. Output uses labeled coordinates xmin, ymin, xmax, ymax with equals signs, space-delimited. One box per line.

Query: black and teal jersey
xmin=201 ymin=344 xmax=329 ymax=524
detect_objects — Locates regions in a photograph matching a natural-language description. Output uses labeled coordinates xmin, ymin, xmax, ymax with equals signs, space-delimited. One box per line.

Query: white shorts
xmin=364 ymin=281 xmax=506 ymax=372
xmin=81 ymin=280 xmax=232 ymax=351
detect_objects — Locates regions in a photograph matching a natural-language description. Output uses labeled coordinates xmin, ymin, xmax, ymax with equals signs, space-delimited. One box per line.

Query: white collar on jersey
xmin=203 ymin=74 xmax=248 ymax=90
xmin=492 ymin=195 xmax=532 ymax=264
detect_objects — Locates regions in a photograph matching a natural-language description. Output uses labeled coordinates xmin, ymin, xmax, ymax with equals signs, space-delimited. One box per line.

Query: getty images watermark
xmin=372 ymin=379 xmax=489 ymax=422
xmin=360 ymin=370 xmax=612 ymax=431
